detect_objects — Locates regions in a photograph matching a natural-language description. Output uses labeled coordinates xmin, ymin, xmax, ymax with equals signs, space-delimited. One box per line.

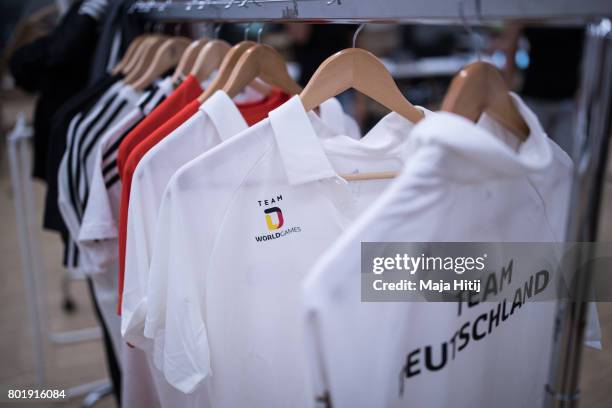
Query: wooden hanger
xmin=112 ymin=34 xmax=147 ymax=75
xmin=222 ymin=44 xmax=302 ymax=99
xmin=197 ymin=41 xmax=271 ymax=103
xmin=122 ymin=35 xmax=160 ymax=76
xmin=300 ymin=47 xmax=424 ymax=182
xmin=124 ymin=35 xmax=168 ymax=85
xmin=189 ymin=39 xmax=232 ymax=83
xmin=131 ymin=37 xmax=191 ymax=91
xmin=441 ymin=61 xmax=529 ymax=141
xmin=171 ymin=38 xmax=208 ymax=85
xmin=301 ymin=48 xmax=423 ymax=124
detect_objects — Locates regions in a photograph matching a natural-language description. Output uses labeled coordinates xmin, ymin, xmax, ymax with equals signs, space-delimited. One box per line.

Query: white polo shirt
xmin=301 ymin=94 xmax=596 ymax=408
xmin=123 ymin=91 xmax=316 ymax=408
xmin=121 ymin=95 xmax=361 ymax=349
xmin=121 ymin=90 xmax=249 ymax=347
xmin=149 ymin=96 xmax=423 ymax=404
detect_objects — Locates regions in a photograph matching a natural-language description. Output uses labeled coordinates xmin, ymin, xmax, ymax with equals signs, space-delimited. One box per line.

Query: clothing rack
xmin=129 ymin=2 xmax=612 ymax=407
xmin=129 ymin=0 xmax=610 ymax=22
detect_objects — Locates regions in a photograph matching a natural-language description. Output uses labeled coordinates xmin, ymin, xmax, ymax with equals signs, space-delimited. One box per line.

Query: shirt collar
xmin=138 ymin=76 xmax=174 ymax=114
xmin=200 ymin=90 xmax=248 ymax=141
xmin=405 ymin=92 xmax=554 ymax=181
xmin=269 ymin=96 xmax=427 ymax=186
xmin=157 ymin=76 xmax=175 ymax=96
xmin=268 ymin=96 xmax=337 ymax=186
xmin=318 ymin=97 xmax=347 ymax=136
xmin=118 ymin=83 xmax=143 ymax=105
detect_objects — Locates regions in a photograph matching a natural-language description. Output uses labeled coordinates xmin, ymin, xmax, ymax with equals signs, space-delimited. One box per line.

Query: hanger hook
xmin=473 ymin=0 xmax=485 ymax=59
xmin=257 ymin=25 xmax=265 ymax=43
xmin=352 ymin=23 xmax=365 ymax=48
xmin=458 ymin=0 xmax=483 ymax=60
xmin=225 ymin=0 xmax=237 ymax=9
xmin=214 ymin=23 xmax=223 ymax=39
xmin=244 ymin=23 xmax=252 ymax=41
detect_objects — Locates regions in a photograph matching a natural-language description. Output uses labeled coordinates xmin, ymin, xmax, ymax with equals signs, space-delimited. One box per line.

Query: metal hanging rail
xmin=545 ymin=19 xmax=612 ymax=408
xmin=129 ymin=0 xmax=611 ymax=23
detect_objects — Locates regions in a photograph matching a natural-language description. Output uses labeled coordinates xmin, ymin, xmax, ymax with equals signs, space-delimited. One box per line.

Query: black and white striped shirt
xmin=58 ymin=79 xmax=169 ymax=271
xmin=77 ymin=77 xmax=173 ymax=272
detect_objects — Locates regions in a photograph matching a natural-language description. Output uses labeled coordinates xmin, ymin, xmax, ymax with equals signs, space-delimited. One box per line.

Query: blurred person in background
xmin=503 ymin=24 xmax=584 ymax=156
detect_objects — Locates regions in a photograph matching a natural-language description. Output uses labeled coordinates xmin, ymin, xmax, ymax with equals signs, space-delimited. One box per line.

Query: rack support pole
xmin=7 ymin=118 xmax=47 ymax=386
xmin=544 ymin=18 xmax=612 ymax=408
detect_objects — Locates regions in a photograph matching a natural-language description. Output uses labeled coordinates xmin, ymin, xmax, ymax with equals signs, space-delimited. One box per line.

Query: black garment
xmin=44 ymin=74 xmax=120 ymax=242
xmin=89 ymin=0 xmax=142 ymax=85
xmin=521 ymin=28 xmax=584 ymax=100
xmin=86 ymin=277 xmax=121 ymax=406
xmin=9 ymin=1 xmax=99 ymax=180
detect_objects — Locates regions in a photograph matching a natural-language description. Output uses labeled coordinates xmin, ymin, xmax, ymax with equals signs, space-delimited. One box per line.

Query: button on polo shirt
xmin=117 ymin=89 xmax=291 ymax=314
xmin=122 ymin=96 xmax=362 ymax=349
xmin=300 ymin=94 xmax=597 ymax=408
xmin=149 ymin=96 xmax=423 ymax=403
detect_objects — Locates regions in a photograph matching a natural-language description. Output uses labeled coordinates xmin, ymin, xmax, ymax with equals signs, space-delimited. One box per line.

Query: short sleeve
xmin=78 ymin=141 xmax=118 ymax=271
xmin=122 ymin=164 xmax=158 ymax=346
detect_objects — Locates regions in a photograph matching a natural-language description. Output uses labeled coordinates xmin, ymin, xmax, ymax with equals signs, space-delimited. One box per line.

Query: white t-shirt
xmin=77 ymin=77 xmax=173 ymax=273
xmin=301 ymin=94 xmax=592 ymax=408
xmin=121 ymin=95 xmax=361 ymax=348
xmin=149 ymin=96 xmax=423 ymax=404
xmin=122 ymin=90 xmax=250 ymax=348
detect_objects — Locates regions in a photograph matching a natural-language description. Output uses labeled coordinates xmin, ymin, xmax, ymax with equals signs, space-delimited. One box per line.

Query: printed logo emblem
xmin=264 ymin=207 xmax=284 ymax=230
xmin=255 ymin=194 xmax=302 ymax=242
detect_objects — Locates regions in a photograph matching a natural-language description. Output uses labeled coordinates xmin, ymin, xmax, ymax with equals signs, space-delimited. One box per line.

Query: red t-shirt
xmin=117 ymin=88 xmax=290 ymax=312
